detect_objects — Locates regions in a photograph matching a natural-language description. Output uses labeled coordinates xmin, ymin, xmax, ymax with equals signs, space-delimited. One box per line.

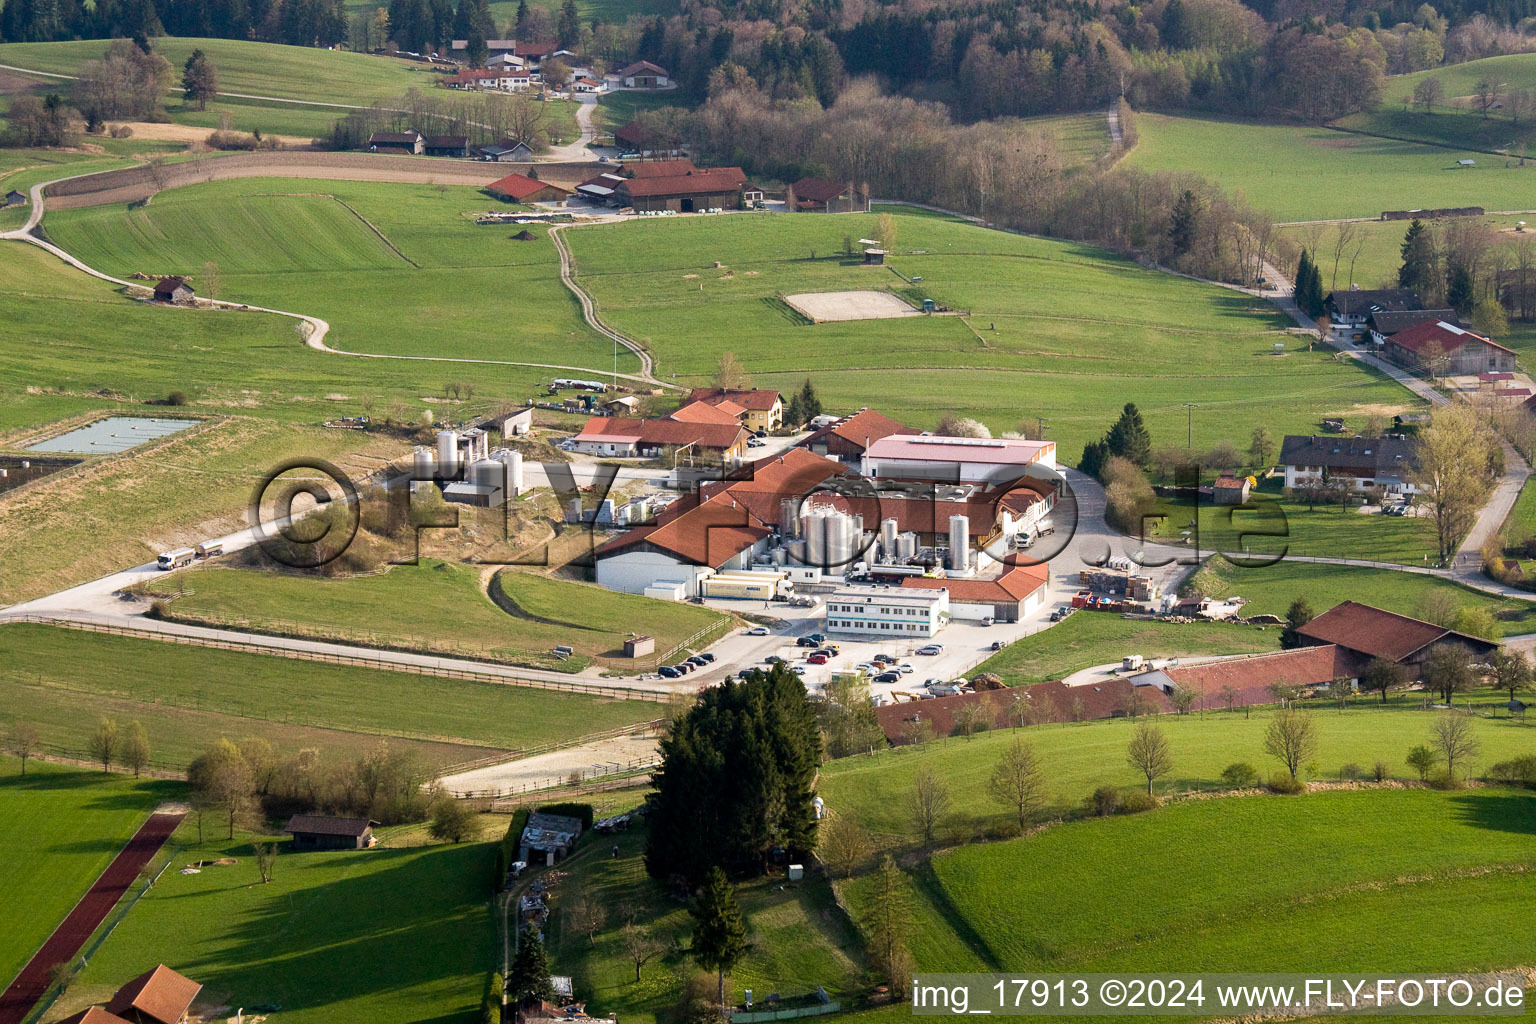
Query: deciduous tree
xmin=1264 ymin=708 xmax=1317 ymax=780
xmin=988 ymin=738 xmax=1046 ymax=828
xmin=5 ymin=722 xmax=40 ymax=776
xmin=1431 ymin=712 xmax=1481 ymax=778
xmin=908 ymin=764 xmax=951 ymax=845
xmin=1126 ymin=722 xmax=1172 ymax=794
xmin=89 ymin=718 xmax=118 ymax=773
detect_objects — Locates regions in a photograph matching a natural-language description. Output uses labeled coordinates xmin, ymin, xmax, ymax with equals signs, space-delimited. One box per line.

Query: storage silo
xmin=879 ymin=518 xmax=899 ymax=560
xmin=897 ymin=531 xmax=919 ymax=561
xmin=494 ymin=448 xmax=524 ymax=496
xmin=413 ymin=446 xmax=437 ymax=481
xmin=948 ymin=515 xmax=970 ymax=571
xmin=804 ymin=507 xmax=827 ymax=567
xmin=781 ymin=498 xmax=801 ymax=539
xmin=437 ymin=429 xmax=461 ymax=478
xmin=825 ymin=510 xmax=854 ymax=570
xmin=472 ymin=458 xmax=504 ymax=492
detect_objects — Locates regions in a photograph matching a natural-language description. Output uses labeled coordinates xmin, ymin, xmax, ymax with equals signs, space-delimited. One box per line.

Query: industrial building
xmin=825 ymin=587 xmax=949 ymax=637
xmin=861 ymin=434 xmax=1057 ymax=484
xmin=411 ymin=428 xmax=525 ymax=507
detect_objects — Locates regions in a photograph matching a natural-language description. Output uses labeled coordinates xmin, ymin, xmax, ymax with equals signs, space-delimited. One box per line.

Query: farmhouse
xmin=685 ymin=387 xmax=783 ymax=432
xmin=4 ymin=188 xmax=25 ymax=206
xmin=569 ymin=416 xmax=748 ymax=460
xmin=1324 ymin=288 xmax=1424 ymax=328
xmin=488 ymin=173 xmax=573 ymax=204
xmin=576 ymin=171 xmax=628 ymax=203
xmin=861 ymin=434 xmax=1057 ymax=484
xmin=670 ymin=400 xmax=744 ymax=425
xmin=152 ymin=276 xmax=194 ymax=304
xmin=617 ymin=60 xmax=669 ymax=88
xmin=1366 ymin=308 xmax=1460 ymax=345
xmin=423 ymin=134 xmax=470 ymax=157
xmin=1382 ymin=319 xmax=1517 ymax=376
xmin=477 ymin=138 xmax=534 ymax=161
xmin=1278 ymin=434 xmax=1418 ymax=496
xmin=445 ymin=68 xmax=534 ymax=91
xmin=367 ymin=129 xmax=423 ymax=154
xmin=99 ymin=964 xmax=202 ymax=1024
xmin=284 ymin=814 xmax=378 ymax=850
xmin=790 ymin=178 xmax=870 ymax=213
xmin=801 ymin=408 xmax=917 ymax=462
xmin=1295 ymin=600 xmax=1499 ymax=678
xmin=615 ymin=166 xmax=747 ymax=213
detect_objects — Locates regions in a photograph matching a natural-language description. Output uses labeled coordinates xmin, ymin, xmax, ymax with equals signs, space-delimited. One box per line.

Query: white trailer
xmin=156 ymin=547 xmax=196 ymax=570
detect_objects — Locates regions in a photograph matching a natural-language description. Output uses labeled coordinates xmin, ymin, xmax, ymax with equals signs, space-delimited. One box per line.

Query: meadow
xmin=1338 ymin=53 xmax=1536 ymax=153
xmin=141 ymin=560 xmax=728 ymax=670
xmin=969 ymin=615 xmax=1277 ymax=685
xmin=1128 ymin=113 xmax=1536 ymax=220
xmin=547 ymin=824 xmax=865 ymax=1024
xmin=58 ymin=824 xmax=496 ymax=1024
xmin=0 ymin=37 xmax=427 ymax=106
xmin=840 ymin=788 xmax=1536 ymax=979
xmin=0 ymin=621 xmax=661 ymax=767
xmin=562 ymin=209 xmax=1419 ymax=458
xmin=0 ymin=757 xmax=180 ymax=994
xmin=43 ymin=177 xmax=628 ymax=373
xmin=0 ymin=415 xmax=403 ymax=606
xmin=818 ymin=710 xmax=1536 ymax=847
xmin=1183 ymin=556 xmax=1536 ymax=626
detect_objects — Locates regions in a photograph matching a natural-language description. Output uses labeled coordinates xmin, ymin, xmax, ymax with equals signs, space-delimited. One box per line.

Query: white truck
xmin=156 ymin=547 xmax=196 ymax=570
xmin=194 ymin=540 xmax=224 ymax=558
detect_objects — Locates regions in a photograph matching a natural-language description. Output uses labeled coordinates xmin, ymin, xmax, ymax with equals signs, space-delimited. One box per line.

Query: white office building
xmin=825 ymin=586 xmax=949 ymax=637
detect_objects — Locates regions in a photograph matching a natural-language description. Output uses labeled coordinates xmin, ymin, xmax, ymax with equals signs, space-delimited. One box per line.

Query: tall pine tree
xmin=507 ymin=933 xmax=556 ymax=1007
xmin=1398 ymin=219 xmax=1437 ymax=297
xmin=1104 ymin=402 xmax=1151 ymax=470
xmin=690 ymin=867 xmax=751 ymax=1009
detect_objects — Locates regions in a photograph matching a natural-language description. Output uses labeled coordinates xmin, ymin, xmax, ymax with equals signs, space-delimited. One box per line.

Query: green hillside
xmin=1339 ymin=53 xmax=1536 ymax=153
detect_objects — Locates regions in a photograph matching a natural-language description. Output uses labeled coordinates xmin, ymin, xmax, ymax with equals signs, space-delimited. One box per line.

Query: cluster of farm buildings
xmin=1325 ymin=287 xmax=1521 ymax=382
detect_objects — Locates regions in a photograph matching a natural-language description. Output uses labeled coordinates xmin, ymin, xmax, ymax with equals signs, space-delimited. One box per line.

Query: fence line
xmin=4 ymin=616 xmax=667 ymax=701
xmin=451 ymin=754 xmax=661 ymax=799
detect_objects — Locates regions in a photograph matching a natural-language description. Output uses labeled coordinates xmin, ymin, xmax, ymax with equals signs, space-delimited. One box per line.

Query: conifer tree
xmin=690 ymin=867 xmax=750 ymax=1008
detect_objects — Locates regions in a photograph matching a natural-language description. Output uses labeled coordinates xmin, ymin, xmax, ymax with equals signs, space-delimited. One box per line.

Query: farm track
xmin=0 ymin=810 xmax=184 ymax=1024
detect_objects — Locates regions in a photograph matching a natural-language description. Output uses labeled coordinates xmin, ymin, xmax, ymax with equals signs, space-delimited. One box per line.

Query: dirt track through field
xmin=0 ymin=810 xmax=184 ymax=1024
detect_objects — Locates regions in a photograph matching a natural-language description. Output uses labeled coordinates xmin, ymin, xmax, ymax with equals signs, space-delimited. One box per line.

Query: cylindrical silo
xmin=781 ymin=498 xmax=801 ymax=538
xmin=897 ymin=531 xmax=919 ymax=560
xmin=437 ymin=429 xmax=460 ymax=478
xmin=413 ymin=446 xmax=437 ymax=481
xmin=496 ymin=448 xmax=523 ymax=495
xmin=472 ymin=458 xmax=503 ymax=490
xmin=879 ymin=518 xmax=899 ymax=559
xmin=804 ymin=507 xmax=826 ymax=567
xmin=948 ymin=515 xmax=970 ymax=571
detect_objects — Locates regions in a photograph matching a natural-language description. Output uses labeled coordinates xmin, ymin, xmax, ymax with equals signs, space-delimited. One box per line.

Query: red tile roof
xmin=901 ymin=560 xmax=1048 ymax=604
xmin=514 ymin=40 xmax=560 ymax=56
xmin=1152 ymin=645 xmax=1366 ymax=706
xmin=487 ymin=173 xmax=571 ymax=200
xmin=687 ymin=387 xmax=780 ymax=412
xmin=620 ymin=60 xmax=668 ymax=76
xmin=1296 ymin=600 xmax=1497 ymax=661
xmin=803 ymin=409 xmax=916 ymax=452
xmin=57 ymin=1009 xmax=134 ymax=1024
xmin=106 ymin=965 xmax=201 ymax=1024
xmin=791 ymin=177 xmax=855 ymax=203
xmin=626 ymin=159 xmax=696 ymax=178
xmin=1387 ymin=320 xmax=1514 ymax=358
xmin=575 ymin=416 xmax=747 ymax=451
xmin=875 ymin=678 xmax=1171 ymax=742
xmin=618 ymin=168 xmax=747 ymax=198
xmin=670 ymin=400 xmax=743 ymax=425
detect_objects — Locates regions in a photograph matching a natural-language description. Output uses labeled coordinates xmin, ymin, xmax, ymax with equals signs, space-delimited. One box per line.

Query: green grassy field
xmin=58 ymin=823 xmax=495 ymax=1024
xmin=1147 ymin=489 xmax=1443 ymax=564
xmin=43 ymin=177 xmax=627 ymax=372
xmin=971 ymin=615 xmax=1278 ymax=685
xmin=0 ymin=757 xmax=180 ymax=993
xmin=548 ymin=827 xmax=865 ymax=1024
xmin=1129 ymin=113 xmax=1536 ymax=221
xmin=0 ymin=415 xmax=401 ymax=606
xmin=1028 ymin=111 xmax=1113 ymax=169
xmin=840 ymin=788 xmax=1536 ymax=979
xmin=141 ymin=560 xmax=727 ymax=670
xmin=1277 ymin=215 xmax=1533 ymax=293
xmin=0 ymin=622 xmax=658 ymax=768
xmin=1184 ymin=556 xmax=1536 ymax=626
xmin=819 ymin=710 xmax=1536 ymax=848
xmin=1338 ymin=53 xmax=1536 ymax=153
xmin=563 ymin=210 xmax=1419 ymax=458
xmin=0 ymin=37 xmax=428 ymax=106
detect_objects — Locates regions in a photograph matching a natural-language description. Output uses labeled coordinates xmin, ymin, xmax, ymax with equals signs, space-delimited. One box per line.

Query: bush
xmin=1267 ymin=772 xmax=1305 ymax=794
xmin=1219 ymin=762 xmax=1258 ymax=787
xmin=482 ymin=971 xmax=504 ymax=1024
xmin=146 ymin=599 xmax=170 ymax=620
xmin=1487 ymin=755 xmax=1536 ymax=788
xmin=206 ymin=128 xmax=259 ymax=150
xmin=1118 ymin=790 xmax=1158 ymax=814
xmin=165 ymin=390 xmax=188 ymax=406
xmin=109 ymin=124 xmax=133 ymax=138
xmin=1338 ymin=763 xmax=1362 ymax=781
xmin=1083 ymin=785 xmax=1121 ymax=817
xmin=1427 ymin=770 xmax=1464 ymax=790
xmin=1372 ymin=760 xmax=1391 ymax=782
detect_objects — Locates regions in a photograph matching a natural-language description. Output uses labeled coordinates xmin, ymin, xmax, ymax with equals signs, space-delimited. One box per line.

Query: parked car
xmin=686 ymin=655 xmax=709 ymax=667
xmin=694 ymin=652 xmax=716 ymax=663
xmin=873 ymin=671 xmax=901 ymax=683
xmin=990 ymin=640 xmax=1007 ymax=651
xmin=765 ymin=655 xmax=785 ymax=664
xmin=790 ymin=665 xmax=807 ymax=675
xmin=916 ymin=644 xmax=943 ymax=655
xmin=797 ymin=636 xmax=819 ymax=647
xmin=807 ymin=633 xmax=827 ymax=644
xmin=981 ymin=616 xmax=994 ymax=626
xmin=658 ymin=665 xmax=680 ymax=678
xmin=807 ymin=653 xmax=829 ymax=665
xmin=897 ymin=664 xmax=914 ymax=674
xmin=747 ymin=438 xmax=766 ymax=448
xmin=746 ymin=626 xmax=770 ymax=636
xmin=1049 ymin=610 xmax=1061 ymax=622
xmin=675 ymin=662 xmax=694 ymax=674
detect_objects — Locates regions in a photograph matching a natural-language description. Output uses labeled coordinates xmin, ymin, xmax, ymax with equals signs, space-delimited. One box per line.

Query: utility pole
xmin=1036 ymin=416 xmax=1046 ymax=440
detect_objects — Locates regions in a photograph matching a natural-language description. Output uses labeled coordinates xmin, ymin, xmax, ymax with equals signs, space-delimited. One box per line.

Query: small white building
xmin=861 ymin=435 xmax=1057 ymax=485
xmin=825 ymin=586 xmax=949 ymax=637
